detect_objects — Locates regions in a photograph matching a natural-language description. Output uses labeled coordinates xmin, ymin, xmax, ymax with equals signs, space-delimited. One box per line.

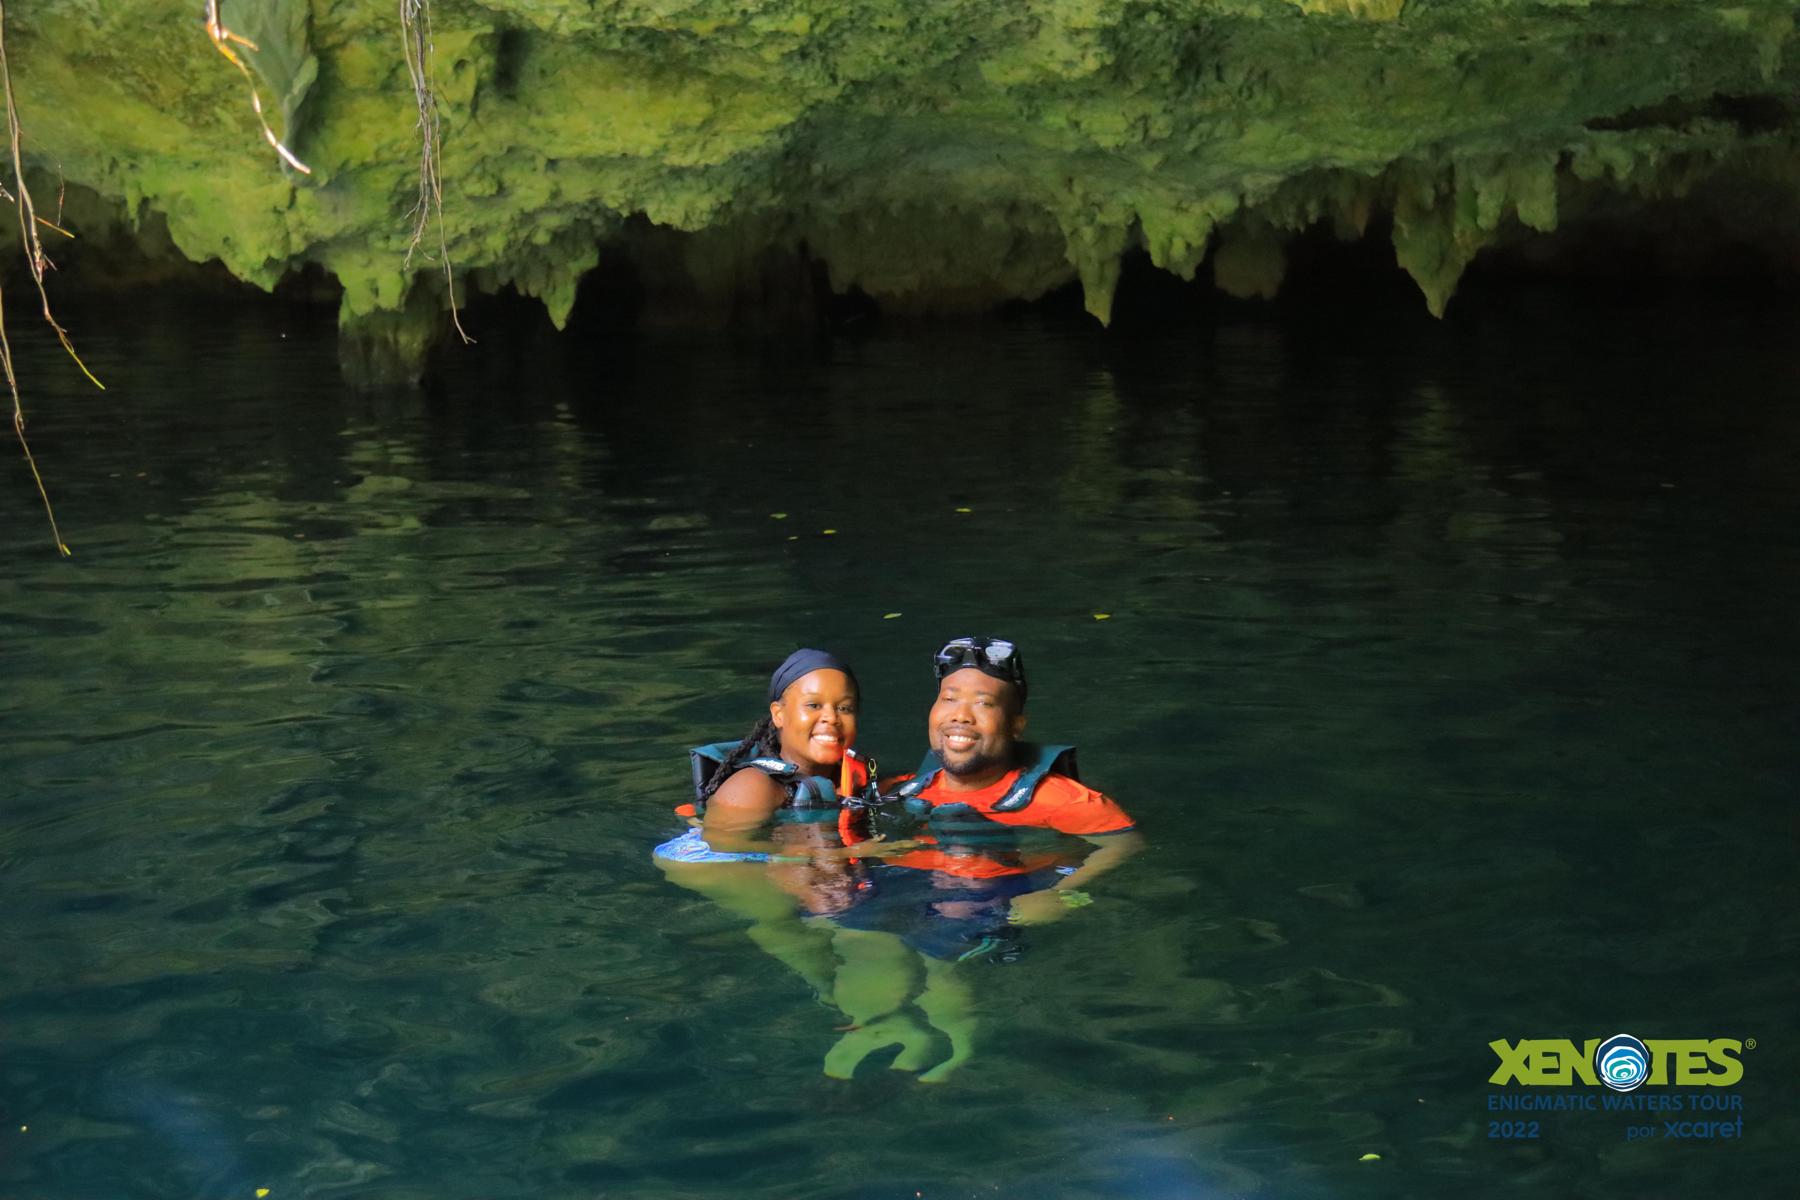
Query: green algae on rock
xmin=1 ymin=0 xmax=1797 ymax=382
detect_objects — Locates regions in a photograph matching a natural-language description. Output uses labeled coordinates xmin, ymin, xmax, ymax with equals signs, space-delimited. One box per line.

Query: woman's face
xmin=769 ymin=668 xmax=858 ymax=773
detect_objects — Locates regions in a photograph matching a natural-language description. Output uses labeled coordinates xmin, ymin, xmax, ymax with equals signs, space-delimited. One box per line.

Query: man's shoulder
xmin=1033 ymin=771 xmax=1107 ymax=804
xmin=1026 ymin=771 xmax=1135 ymax=833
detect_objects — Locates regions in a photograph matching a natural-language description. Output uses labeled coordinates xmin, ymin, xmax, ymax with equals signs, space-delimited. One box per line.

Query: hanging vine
xmin=401 ymin=0 xmax=472 ymax=343
xmin=1 ymin=0 xmax=103 ymax=558
xmin=203 ymin=0 xmax=312 ymax=175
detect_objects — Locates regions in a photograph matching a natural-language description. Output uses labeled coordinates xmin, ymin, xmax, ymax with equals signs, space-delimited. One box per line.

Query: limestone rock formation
xmin=3 ymin=1 xmax=1796 ymax=381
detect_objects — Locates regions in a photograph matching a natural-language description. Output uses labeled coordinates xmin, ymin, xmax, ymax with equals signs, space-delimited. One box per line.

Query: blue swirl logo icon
xmin=1596 ymin=1034 xmax=1651 ymax=1092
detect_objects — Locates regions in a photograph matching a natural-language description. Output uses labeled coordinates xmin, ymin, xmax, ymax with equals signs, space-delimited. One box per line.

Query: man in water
xmin=870 ymin=635 xmax=1143 ymax=924
xmin=824 ymin=636 xmax=1143 ymax=1080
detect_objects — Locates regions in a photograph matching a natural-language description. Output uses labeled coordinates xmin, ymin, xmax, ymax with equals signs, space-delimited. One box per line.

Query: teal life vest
xmin=888 ymin=742 xmax=1078 ymax=810
xmin=687 ymin=742 xmax=871 ymax=823
xmin=865 ymin=743 xmax=1079 ymax=846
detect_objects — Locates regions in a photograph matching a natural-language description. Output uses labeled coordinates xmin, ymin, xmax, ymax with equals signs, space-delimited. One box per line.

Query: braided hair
xmin=696 ymin=714 xmax=783 ymax=808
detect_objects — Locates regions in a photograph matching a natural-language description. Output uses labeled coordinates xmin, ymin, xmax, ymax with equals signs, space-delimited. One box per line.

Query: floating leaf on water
xmin=1358 ymin=1153 xmax=1381 ymax=1162
xmin=257 ymin=1190 xmax=272 ymax=1198
xmin=770 ymin=512 xmax=788 ymax=519
xmin=883 ymin=613 xmax=902 ymax=619
xmin=1093 ymin=613 xmax=1111 ymax=620
xmin=822 ymin=529 xmax=837 ymax=535
xmin=955 ymin=507 xmax=972 ymax=513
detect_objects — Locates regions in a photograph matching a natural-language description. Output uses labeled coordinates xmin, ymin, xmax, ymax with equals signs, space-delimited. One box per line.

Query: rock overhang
xmin=0 ymin=0 xmax=1794 ymax=383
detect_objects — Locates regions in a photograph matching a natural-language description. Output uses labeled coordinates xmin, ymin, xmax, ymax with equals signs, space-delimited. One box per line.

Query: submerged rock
xmin=2 ymin=1 xmax=1796 ymax=382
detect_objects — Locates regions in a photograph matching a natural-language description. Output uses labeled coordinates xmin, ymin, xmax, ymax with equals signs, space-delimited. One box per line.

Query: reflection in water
xmin=2 ymin=293 xmax=1797 ymax=1198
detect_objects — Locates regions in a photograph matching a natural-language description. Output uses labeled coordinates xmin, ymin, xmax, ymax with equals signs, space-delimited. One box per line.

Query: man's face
xmin=928 ymin=667 xmax=1025 ymax=780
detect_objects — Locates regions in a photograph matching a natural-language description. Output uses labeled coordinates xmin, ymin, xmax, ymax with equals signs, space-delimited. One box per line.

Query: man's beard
xmin=941 ymin=746 xmax=1009 ymax=778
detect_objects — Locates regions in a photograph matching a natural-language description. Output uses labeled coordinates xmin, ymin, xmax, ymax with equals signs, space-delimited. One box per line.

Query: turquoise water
xmin=2 ymin=290 xmax=1795 ymax=1198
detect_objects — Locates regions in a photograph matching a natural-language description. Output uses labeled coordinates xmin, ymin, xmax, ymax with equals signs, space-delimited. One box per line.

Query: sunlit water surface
xmin=3 ymin=290 xmax=1796 ymax=1199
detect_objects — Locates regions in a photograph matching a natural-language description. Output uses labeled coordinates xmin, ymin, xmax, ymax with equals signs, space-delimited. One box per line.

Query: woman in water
xmin=698 ymin=649 xmax=862 ymax=870
xmin=655 ymin=649 xmax=941 ymax=1076
xmin=657 ymin=648 xmax=864 ymax=879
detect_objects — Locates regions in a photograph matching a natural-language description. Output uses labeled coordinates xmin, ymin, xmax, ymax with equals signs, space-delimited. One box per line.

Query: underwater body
xmin=2 ymin=285 xmax=1797 ymax=1199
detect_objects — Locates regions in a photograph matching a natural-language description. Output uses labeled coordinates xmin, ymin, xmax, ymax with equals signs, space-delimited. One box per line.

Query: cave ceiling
xmin=4 ymin=1 xmax=1797 ymax=378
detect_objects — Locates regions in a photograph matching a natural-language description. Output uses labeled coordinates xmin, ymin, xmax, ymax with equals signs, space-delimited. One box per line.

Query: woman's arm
xmin=700 ymin=768 xmax=791 ymax=854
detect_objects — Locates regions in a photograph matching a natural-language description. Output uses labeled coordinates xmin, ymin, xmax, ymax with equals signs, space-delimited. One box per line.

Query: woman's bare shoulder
xmin=709 ymin=765 xmax=787 ymax=814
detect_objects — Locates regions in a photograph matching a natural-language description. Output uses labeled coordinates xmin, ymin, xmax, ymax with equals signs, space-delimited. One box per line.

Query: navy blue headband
xmin=769 ymin=648 xmax=857 ymax=702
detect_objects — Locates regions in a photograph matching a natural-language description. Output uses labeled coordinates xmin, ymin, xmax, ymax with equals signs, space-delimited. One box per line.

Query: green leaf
xmin=234 ymin=0 xmax=318 ymax=152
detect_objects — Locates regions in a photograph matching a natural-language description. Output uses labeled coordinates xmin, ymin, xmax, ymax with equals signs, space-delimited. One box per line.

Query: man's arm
xmin=1009 ymin=829 xmax=1145 ymax=925
xmin=1056 ymin=830 xmax=1146 ymax=891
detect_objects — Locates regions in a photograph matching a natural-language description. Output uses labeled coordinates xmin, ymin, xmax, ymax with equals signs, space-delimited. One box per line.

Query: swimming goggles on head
xmin=932 ymin=636 xmax=1027 ymax=693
